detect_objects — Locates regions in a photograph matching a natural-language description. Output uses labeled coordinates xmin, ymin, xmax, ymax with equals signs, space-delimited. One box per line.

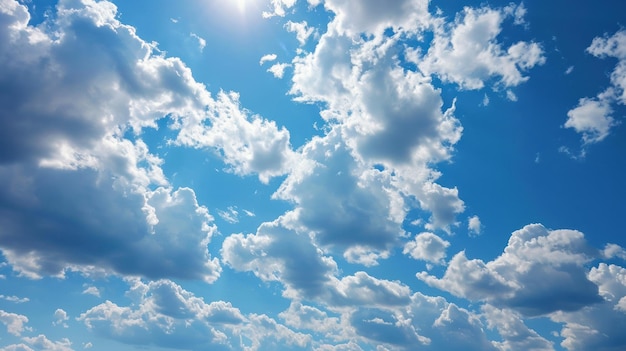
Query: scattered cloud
xmin=0 ymin=295 xmax=29 ymax=303
xmin=259 ymin=53 xmax=277 ymax=65
xmin=0 ymin=310 xmax=29 ymax=336
xmin=403 ymin=232 xmax=450 ymax=264
xmin=79 ymin=279 xmax=309 ymax=350
xmin=482 ymin=305 xmax=553 ymax=351
xmin=20 ymin=335 xmax=73 ymax=351
xmin=550 ymin=263 xmax=626 ymax=350
xmin=174 ymin=91 xmax=297 ymax=183
xmin=53 ymin=309 xmax=69 ymax=328
xmin=190 ymin=32 xmax=206 ymax=52
xmin=285 ymin=21 xmax=315 ymax=46
xmin=262 ymin=0 xmax=297 ymax=18
xmin=82 ymin=286 xmax=101 ymax=298
xmin=482 ymin=93 xmax=490 ymax=106
xmin=506 ymin=90 xmax=518 ymax=101
xmin=218 ymin=206 xmax=240 ymax=224
xmin=417 ymin=4 xmax=545 ymax=90
xmin=267 ymin=62 xmax=291 ymax=78
xmin=468 ymin=215 xmax=482 ymax=236
xmin=565 ymin=90 xmax=616 ymax=145
xmin=566 ymin=29 xmax=626 ymax=147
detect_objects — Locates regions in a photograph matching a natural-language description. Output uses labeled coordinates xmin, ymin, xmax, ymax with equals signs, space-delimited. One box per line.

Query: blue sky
xmin=1 ymin=0 xmax=626 ymax=350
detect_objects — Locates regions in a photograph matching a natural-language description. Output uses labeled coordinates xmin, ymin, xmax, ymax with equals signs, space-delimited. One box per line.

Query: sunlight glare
xmin=234 ymin=0 xmax=251 ymax=13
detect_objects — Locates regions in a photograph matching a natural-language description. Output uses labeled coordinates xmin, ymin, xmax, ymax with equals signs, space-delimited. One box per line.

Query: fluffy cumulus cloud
xmin=418 ymin=223 xmax=602 ymax=316
xmin=468 ymin=215 xmax=482 ymax=236
xmin=0 ymin=0 xmax=300 ymax=280
xmin=322 ymin=0 xmax=430 ymax=36
xmin=482 ymin=305 xmax=553 ymax=351
xmin=272 ymin=131 xmax=407 ymax=265
xmin=173 ymin=91 xmax=296 ymax=183
xmin=403 ymin=232 xmax=450 ymax=264
xmin=222 ymin=213 xmax=338 ymax=300
xmin=0 ymin=310 xmax=29 ymax=336
xmin=347 ymin=292 xmax=498 ymax=351
xmin=4 ymin=1 xmax=621 ymax=350
xmin=0 ymin=161 xmax=220 ymax=281
xmin=565 ymin=91 xmax=616 ymax=145
xmin=416 ymin=4 xmax=545 ymax=90
xmin=79 ymin=279 xmax=309 ymax=351
xmin=286 ymin=0 xmax=547 ymax=235
xmin=52 ymin=309 xmax=69 ymax=328
xmin=549 ymin=263 xmax=626 ymax=351
xmin=565 ymin=29 xmax=626 ymax=146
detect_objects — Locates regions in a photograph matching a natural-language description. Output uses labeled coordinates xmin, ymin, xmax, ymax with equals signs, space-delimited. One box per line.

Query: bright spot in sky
xmin=233 ymin=0 xmax=252 ymax=12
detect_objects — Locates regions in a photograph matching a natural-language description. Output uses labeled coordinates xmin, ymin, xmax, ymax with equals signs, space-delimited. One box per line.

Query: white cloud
xmin=20 ymin=335 xmax=73 ymax=351
xmin=482 ymin=305 xmax=553 ymax=351
xmin=468 ymin=215 xmax=482 ymax=236
xmin=272 ymin=132 xmax=406 ymax=263
xmin=0 ymin=295 xmax=29 ymax=303
xmin=0 ymin=310 xmax=28 ymax=336
xmin=53 ymin=309 xmax=69 ymax=328
xmin=267 ymin=62 xmax=291 ymax=78
xmin=218 ymin=206 xmax=240 ymax=224
xmin=190 ymin=32 xmax=206 ymax=52
xmin=222 ymin=214 xmax=338 ymax=300
xmin=550 ymin=263 xmax=626 ymax=350
xmin=285 ymin=21 xmax=315 ymax=46
xmin=587 ymin=30 xmax=626 ymax=103
xmin=403 ymin=232 xmax=450 ymax=264
xmin=482 ymin=93 xmax=490 ymax=106
xmin=565 ymin=29 xmax=626 ymax=146
xmin=323 ymin=0 xmax=430 ymax=36
xmin=290 ymin=29 xmax=464 ymax=233
xmin=565 ymin=92 xmax=616 ymax=145
xmin=417 ymin=4 xmax=545 ymax=90
xmin=259 ymin=53 xmax=277 ymax=65
xmin=418 ymin=223 xmax=602 ymax=316
xmin=505 ymin=90 xmax=518 ymax=102
xmin=0 ymin=0 xmax=319 ymax=282
xmin=262 ymin=0 xmax=297 ymax=18
xmin=82 ymin=286 xmax=101 ymax=298
xmin=326 ymin=272 xmax=412 ymax=308
xmin=418 ymin=182 xmax=465 ymax=233
xmin=279 ymin=302 xmax=345 ymax=339
xmin=0 ymin=162 xmax=221 ymax=282
xmin=174 ymin=91 xmax=296 ymax=183
xmin=603 ymin=243 xmax=626 ymax=260
xmin=79 ymin=279 xmax=310 ymax=350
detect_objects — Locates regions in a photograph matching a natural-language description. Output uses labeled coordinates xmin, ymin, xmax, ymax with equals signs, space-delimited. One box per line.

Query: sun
xmin=234 ymin=0 xmax=252 ymax=13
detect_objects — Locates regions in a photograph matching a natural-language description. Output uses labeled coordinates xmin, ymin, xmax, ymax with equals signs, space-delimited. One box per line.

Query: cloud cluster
xmin=0 ymin=0 xmax=298 ymax=280
xmin=565 ymin=30 xmax=626 ymax=146
xmin=79 ymin=279 xmax=310 ymax=351
xmin=3 ymin=0 xmax=624 ymax=350
xmin=418 ymin=224 xmax=603 ymax=316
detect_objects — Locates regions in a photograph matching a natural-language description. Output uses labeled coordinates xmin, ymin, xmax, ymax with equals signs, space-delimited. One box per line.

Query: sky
xmin=1 ymin=0 xmax=626 ymax=350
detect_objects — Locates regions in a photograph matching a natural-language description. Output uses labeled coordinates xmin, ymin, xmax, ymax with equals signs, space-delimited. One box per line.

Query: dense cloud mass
xmin=418 ymin=224 xmax=603 ymax=315
xmin=0 ymin=0 xmax=625 ymax=351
